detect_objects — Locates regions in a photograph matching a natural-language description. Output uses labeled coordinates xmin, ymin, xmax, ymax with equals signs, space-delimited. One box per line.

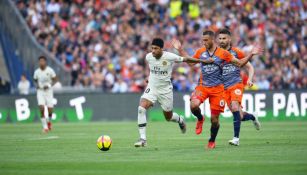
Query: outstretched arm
xmin=182 ymin=57 xmax=214 ymax=64
xmin=230 ymin=45 xmax=263 ymax=67
xmin=171 ymin=39 xmax=199 ymax=66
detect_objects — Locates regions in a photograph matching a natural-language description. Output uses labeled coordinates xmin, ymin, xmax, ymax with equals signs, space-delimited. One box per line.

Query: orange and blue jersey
xmin=193 ymin=47 xmax=232 ymax=87
xmin=222 ymin=47 xmax=245 ymax=89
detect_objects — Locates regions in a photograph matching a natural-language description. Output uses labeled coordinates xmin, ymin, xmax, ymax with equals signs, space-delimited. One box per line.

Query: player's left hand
xmin=247 ymin=79 xmax=254 ymax=87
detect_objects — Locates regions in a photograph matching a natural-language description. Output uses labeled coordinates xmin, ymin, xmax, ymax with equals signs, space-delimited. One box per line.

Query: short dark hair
xmin=151 ymin=38 xmax=164 ymax=48
xmin=38 ymin=55 xmax=47 ymax=61
xmin=202 ymin=30 xmax=215 ymax=37
xmin=217 ymin=28 xmax=231 ymax=36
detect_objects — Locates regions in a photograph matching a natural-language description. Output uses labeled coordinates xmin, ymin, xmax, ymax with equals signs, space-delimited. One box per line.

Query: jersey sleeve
xmin=168 ymin=52 xmax=184 ymax=62
xmin=233 ymin=47 xmax=245 ymax=59
xmin=145 ymin=53 xmax=150 ymax=62
xmin=50 ymin=68 xmax=56 ymax=78
xmin=192 ymin=49 xmax=202 ymax=59
xmin=220 ymin=49 xmax=233 ymax=63
xmin=33 ymin=70 xmax=38 ymax=80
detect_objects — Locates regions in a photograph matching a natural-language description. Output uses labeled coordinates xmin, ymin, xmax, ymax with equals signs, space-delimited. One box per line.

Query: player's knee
xmin=211 ymin=117 xmax=219 ymax=126
xmin=230 ymin=102 xmax=240 ymax=112
xmin=190 ymin=101 xmax=200 ymax=111
xmin=139 ymin=100 xmax=151 ymax=109
xmin=210 ymin=110 xmax=220 ymax=125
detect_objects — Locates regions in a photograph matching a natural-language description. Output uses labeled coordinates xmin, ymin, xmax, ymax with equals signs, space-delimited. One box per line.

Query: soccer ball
xmin=97 ymin=135 xmax=112 ymax=151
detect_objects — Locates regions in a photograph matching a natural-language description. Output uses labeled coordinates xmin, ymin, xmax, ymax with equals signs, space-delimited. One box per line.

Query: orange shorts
xmin=191 ymin=84 xmax=225 ymax=112
xmin=224 ymin=83 xmax=244 ymax=108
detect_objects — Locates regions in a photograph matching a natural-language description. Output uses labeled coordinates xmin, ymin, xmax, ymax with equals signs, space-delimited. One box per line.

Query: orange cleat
xmin=207 ymin=141 xmax=216 ymax=149
xmin=195 ymin=118 xmax=204 ymax=135
xmin=47 ymin=122 xmax=52 ymax=131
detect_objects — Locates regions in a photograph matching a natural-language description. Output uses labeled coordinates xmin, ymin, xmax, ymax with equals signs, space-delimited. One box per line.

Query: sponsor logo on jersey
xmin=151 ymin=66 xmax=168 ymax=75
xmin=222 ymin=64 xmax=237 ymax=75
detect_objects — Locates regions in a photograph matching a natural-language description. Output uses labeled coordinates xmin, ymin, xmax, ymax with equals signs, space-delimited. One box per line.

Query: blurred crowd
xmin=15 ymin=0 xmax=307 ymax=92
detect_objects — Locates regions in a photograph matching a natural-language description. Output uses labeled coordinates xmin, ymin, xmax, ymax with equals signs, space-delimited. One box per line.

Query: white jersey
xmin=146 ymin=51 xmax=184 ymax=92
xmin=33 ymin=66 xmax=56 ymax=90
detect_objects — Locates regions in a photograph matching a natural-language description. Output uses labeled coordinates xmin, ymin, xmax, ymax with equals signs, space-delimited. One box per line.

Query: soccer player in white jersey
xmin=33 ymin=56 xmax=57 ymax=133
xmin=134 ymin=38 xmax=214 ymax=147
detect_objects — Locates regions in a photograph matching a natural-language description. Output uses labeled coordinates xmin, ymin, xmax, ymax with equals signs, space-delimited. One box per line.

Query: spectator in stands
xmin=112 ymin=76 xmax=128 ymax=93
xmin=0 ymin=76 xmax=11 ymax=94
xmin=16 ymin=0 xmax=307 ymax=92
xmin=17 ymin=74 xmax=30 ymax=95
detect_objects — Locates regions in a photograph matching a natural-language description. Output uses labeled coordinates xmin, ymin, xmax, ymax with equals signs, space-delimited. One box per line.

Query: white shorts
xmin=141 ymin=86 xmax=173 ymax=112
xmin=37 ymin=89 xmax=54 ymax=108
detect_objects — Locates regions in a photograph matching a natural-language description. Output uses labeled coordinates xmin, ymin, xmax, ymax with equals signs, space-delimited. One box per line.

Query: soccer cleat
xmin=207 ymin=141 xmax=216 ymax=149
xmin=178 ymin=116 xmax=187 ymax=134
xmin=134 ymin=139 xmax=147 ymax=147
xmin=229 ymin=137 xmax=240 ymax=146
xmin=195 ymin=118 xmax=204 ymax=135
xmin=253 ymin=113 xmax=261 ymax=130
xmin=47 ymin=121 xmax=52 ymax=131
xmin=42 ymin=128 xmax=49 ymax=134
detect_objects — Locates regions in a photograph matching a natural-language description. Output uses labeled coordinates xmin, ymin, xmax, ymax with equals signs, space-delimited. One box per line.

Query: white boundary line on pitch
xmin=28 ymin=136 xmax=59 ymax=141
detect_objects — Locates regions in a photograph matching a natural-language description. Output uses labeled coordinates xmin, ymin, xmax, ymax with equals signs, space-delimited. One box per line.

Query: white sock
xmin=138 ymin=106 xmax=147 ymax=140
xmin=170 ymin=112 xmax=183 ymax=124
xmin=41 ymin=118 xmax=48 ymax=129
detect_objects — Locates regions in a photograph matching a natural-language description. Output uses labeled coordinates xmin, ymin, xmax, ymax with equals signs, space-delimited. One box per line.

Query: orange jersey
xmin=223 ymin=47 xmax=245 ymax=89
xmin=193 ymin=47 xmax=232 ymax=87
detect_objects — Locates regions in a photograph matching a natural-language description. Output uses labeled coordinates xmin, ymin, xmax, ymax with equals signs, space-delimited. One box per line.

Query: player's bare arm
xmin=144 ymin=62 xmax=149 ymax=84
xmin=244 ymin=62 xmax=255 ymax=87
xmin=52 ymin=77 xmax=58 ymax=86
xmin=34 ymin=79 xmax=39 ymax=89
xmin=171 ymin=39 xmax=197 ymax=66
xmin=230 ymin=45 xmax=263 ymax=67
xmin=182 ymin=57 xmax=214 ymax=64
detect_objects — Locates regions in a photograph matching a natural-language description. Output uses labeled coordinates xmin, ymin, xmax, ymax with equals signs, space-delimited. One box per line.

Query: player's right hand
xmin=171 ymin=39 xmax=182 ymax=50
xmin=251 ymin=45 xmax=264 ymax=56
xmin=247 ymin=79 xmax=254 ymax=87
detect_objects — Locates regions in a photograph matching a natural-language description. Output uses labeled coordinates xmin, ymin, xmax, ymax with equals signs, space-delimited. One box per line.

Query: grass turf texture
xmin=0 ymin=121 xmax=307 ymax=175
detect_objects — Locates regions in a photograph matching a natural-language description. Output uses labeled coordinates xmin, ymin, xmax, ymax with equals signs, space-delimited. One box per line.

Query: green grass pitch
xmin=0 ymin=121 xmax=307 ymax=175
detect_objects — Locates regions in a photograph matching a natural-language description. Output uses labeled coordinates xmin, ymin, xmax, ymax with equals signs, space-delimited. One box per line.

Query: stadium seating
xmin=14 ymin=0 xmax=307 ymax=92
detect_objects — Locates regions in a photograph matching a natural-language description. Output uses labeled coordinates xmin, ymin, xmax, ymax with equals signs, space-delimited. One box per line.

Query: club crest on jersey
xmin=162 ymin=61 xmax=167 ymax=66
xmin=219 ymin=100 xmax=225 ymax=107
xmin=201 ymin=53 xmax=208 ymax=58
xmin=235 ymin=89 xmax=242 ymax=95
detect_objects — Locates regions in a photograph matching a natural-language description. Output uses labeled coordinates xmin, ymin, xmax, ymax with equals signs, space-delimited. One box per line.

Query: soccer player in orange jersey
xmin=217 ymin=28 xmax=261 ymax=146
xmin=172 ymin=30 xmax=262 ymax=149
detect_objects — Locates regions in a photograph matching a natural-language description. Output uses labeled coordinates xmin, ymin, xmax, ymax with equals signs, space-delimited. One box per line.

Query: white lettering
xmin=273 ymin=93 xmax=286 ymax=117
xmin=255 ymin=94 xmax=266 ymax=117
xmin=286 ymin=93 xmax=299 ymax=117
xmin=69 ymin=96 xmax=86 ymax=120
xmin=15 ymin=98 xmax=30 ymax=121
